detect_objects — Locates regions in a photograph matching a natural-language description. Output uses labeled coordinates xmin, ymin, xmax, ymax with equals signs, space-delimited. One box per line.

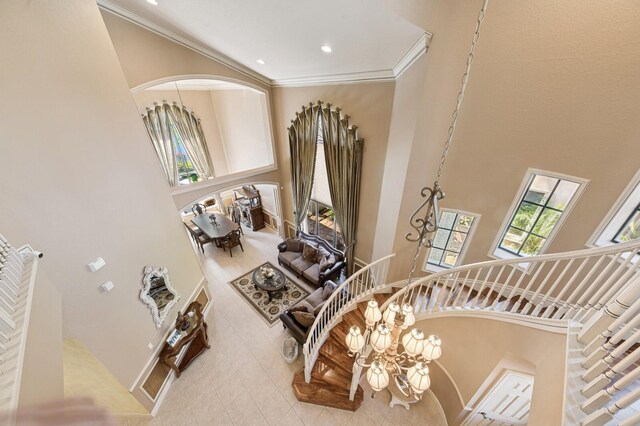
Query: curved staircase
xmin=289 ymin=240 xmax=640 ymax=424
xmin=292 ymin=292 xmax=392 ymax=411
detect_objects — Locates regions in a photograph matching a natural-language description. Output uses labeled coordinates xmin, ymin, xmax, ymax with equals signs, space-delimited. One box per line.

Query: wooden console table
xmin=159 ymin=301 xmax=209 ymax=378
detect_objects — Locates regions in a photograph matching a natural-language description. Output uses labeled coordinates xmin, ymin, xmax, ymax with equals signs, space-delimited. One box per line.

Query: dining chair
xmin=185 ymin=224 xmax=212 ymax=253
xmin=191 ymin=203 xmax=207 ymax=216
xmin=220 ymin=230 xmax=244 ymax=257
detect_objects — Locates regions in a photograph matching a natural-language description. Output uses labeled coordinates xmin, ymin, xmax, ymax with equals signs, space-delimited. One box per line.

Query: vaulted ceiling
xmin=98 ymin=0 xmax=425 ymax=84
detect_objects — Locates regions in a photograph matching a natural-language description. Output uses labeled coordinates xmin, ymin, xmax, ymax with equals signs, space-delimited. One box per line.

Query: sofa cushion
xmin=313 ymin=301 xmax=325 ymax=316
xmin=306 ymin=288 xmax=325 ymax=307
xmin=279 ymin=251 xmax=302 ymax=266
xmin=303 ymin=263 xmax=320 ymax=284
xmin=292 ymin=311 xmax=315 ymax=327
xmin=302 ymin=243 xmax=318 ymax=262
xmin=291 ymin=256 xmax=315 ymax=274
xmin=285 ymin=238 xmax=304 ymax=252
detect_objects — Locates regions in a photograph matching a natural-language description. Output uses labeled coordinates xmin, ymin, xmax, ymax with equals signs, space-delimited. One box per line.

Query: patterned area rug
xmin=228 ymin=262 xmax=310 ymax=326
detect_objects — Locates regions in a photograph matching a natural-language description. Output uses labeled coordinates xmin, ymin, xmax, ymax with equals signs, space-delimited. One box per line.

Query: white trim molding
xmin=489 ymin=168 xmax=590 ymax=265
xmin=587 ymin=168 xmax=640 ymax=248
xmin=393 ymin=32 xmax=433 ymax=78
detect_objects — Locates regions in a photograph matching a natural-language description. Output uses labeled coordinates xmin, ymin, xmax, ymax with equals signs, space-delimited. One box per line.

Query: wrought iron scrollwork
xmin=405 ymin=182 xmax=445 ymax=248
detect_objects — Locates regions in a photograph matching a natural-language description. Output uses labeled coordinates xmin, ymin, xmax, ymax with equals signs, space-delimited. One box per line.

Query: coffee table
xmin=252 ymin=265 xmax=288 ymax=302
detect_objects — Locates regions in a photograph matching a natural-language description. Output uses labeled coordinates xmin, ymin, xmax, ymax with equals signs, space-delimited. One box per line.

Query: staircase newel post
xmin=349 ymin=360 xmax=361 ymax=401
xmin=578 ymin=274 xmax=640 ymax=346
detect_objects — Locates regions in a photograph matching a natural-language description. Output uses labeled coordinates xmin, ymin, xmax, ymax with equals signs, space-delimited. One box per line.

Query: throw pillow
xmin=302 ymin=243 xmax=318 ymax=262
xmin=322 ymin=283 xmax=335 ymax=301
xmin=319 ymin=254 xmax=336 ymax=272
xmin=285 ymin=238 xmax=303 ymax=252
xmin=316 ymin=246 xmax=331 ymax=262
xmin=306 ymin=288 xmax=324 ymax=307
xmin=289 ymin=300 xmax=314 ymax=313
xmin=292 ymin=311 xmax=315 ymax=327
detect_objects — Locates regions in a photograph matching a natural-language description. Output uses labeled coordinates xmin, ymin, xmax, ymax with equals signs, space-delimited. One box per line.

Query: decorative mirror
xmin=141 ymin=265 xmax=180 ymax=328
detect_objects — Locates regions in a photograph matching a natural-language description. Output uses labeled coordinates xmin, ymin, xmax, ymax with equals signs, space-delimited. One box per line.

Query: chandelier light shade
xmin=422 ymin=335 xmax=443 ymax=361
xmin=401 ymin=328 xmax=425 ymax=357
xmin=345 ymin=326 xmax=365 ymax=353
xmin=383 ymin=302 xmax=400 ymax=326
xmin=402 ymin=303 xmax=416 ymax=327
xmin=407 ymin=362 xmax=431 ymax=394
xmin=364 ymin=300 xmax=382 ymax=326
xmin=366 ymin=360 xmax=390 ymax=392
xmin=370 ymin=324 xmax=392 ymax=353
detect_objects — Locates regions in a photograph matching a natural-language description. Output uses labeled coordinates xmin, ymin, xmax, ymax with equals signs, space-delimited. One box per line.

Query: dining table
xmin=191 ymin=213 xmax=239 ymax=246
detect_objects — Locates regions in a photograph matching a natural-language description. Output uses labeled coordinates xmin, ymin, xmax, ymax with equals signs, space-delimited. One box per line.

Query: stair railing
xmin=302 ymin=254 xmax=395 ymax=383
xmin=0 ymin=233 xmax=41 ymax=415
xmin=374 ymin=239 xmax=640 ymax=423
xmin=380 ymin=239 xmax=640 ymax=323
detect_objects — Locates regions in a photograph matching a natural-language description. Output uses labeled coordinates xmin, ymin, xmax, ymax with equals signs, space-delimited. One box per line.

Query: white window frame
xmin=587 ymin=168 xmax=640 ymax=248
xmin=424 ymin=208 xmax=481 ymax=273
xmin=490 ymin=168 xmax=589 ymax=263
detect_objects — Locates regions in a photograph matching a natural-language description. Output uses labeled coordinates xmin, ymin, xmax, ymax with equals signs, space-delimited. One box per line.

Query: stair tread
xmin=292 ymin=371 xmax=364 ymax=411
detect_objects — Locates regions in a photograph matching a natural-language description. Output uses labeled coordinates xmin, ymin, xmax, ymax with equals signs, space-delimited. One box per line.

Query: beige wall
xmin=271 ymin=83 xmax=396 ymax=262
xmin=382 ymin=0 xmax=640 ymax=281
xmin=210 ymin=89 xmax=274 ymax=173
xmin=419 ymin=316 xmax=567 ymax=425
xmin=0 ymin=0 xmax=204 ymax=389
xmin=18 ymin=274 xmax=64 ymax=407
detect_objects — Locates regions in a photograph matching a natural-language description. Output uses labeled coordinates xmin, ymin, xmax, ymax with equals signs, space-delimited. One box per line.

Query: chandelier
xmin=344 ymin=300 xmax=442 ymax=399
xmin=343 ymin=0 xmax=489 ymax=401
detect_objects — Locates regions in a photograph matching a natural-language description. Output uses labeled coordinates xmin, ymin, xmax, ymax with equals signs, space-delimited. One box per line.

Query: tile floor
xmin=148 ymin=227 xmax=446 ymax=425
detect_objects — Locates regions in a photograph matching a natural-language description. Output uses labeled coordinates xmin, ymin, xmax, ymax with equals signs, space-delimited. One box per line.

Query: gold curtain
xmin=142 ymin=103 xmax=177 ymax=187
xmin=288 ymin=103 xmax=321 ymax=229
xmin=168 ymin=102 xmax=215 ymax=179
xmin=321 ymin=104 xmax=364 ymax=276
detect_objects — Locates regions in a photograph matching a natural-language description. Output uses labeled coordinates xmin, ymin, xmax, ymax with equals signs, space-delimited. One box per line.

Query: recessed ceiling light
xmin=256 ymin=59 xmax=265 ymax=65
xmin=147 ymin=0 xmax=158 ymax=5
xmin=321 ymin=45 xmax=332 ymax=53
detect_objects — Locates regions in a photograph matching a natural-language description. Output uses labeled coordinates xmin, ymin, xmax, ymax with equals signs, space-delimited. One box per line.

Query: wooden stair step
xmin=311 ymin=367 xmax=352 ymax=390
xmin=318 ymin=348 xmax=354 ymax=377
xmin=342 ymin=311 xmax=365 ymax=330
xmin=373 ymin=293 xmax=391 ymax=306
xmin=292 ymin=371 xmax=364 ymax=411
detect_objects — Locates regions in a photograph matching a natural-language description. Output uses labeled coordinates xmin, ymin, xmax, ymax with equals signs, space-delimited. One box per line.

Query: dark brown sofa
xmin=277 ymin=231 xmax=345 ymax=288
xmin=280 ymin=281 xmax=340 ymax=344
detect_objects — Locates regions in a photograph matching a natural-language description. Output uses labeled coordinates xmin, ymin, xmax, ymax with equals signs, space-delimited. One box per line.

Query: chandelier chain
xmin=435 ymin=0 xmax=490 ymax=185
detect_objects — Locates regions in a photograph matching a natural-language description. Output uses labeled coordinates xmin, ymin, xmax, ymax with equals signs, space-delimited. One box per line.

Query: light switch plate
xmin=88 ymin=257 xmax=106 ymax=272
xmin=100 ymin=281 xmax=114 ymax=292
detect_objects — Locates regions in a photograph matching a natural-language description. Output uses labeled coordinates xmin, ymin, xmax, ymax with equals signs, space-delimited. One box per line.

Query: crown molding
xmin=97 ymin=0 xmax=271 ymax=86
xmin=393 ymin=31 xmax=432 ymax=78
xmin=98 ymin=0 xmax=430 ymax=88
xmin=270 ymin=69 xmax=396 ymax=88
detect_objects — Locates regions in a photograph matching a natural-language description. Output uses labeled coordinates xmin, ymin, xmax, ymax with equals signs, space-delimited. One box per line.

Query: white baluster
xmin=581 ymin=363 xmax=640 ymax=413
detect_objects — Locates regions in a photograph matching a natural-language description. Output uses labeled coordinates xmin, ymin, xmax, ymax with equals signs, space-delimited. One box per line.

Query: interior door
xmin=462 ymin=371 xmax=534 ymax=426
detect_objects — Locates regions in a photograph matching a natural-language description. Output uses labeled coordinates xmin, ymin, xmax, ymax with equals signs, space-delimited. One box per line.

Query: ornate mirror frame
xmin=141 ymin=265 xmax=181 ymax=328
